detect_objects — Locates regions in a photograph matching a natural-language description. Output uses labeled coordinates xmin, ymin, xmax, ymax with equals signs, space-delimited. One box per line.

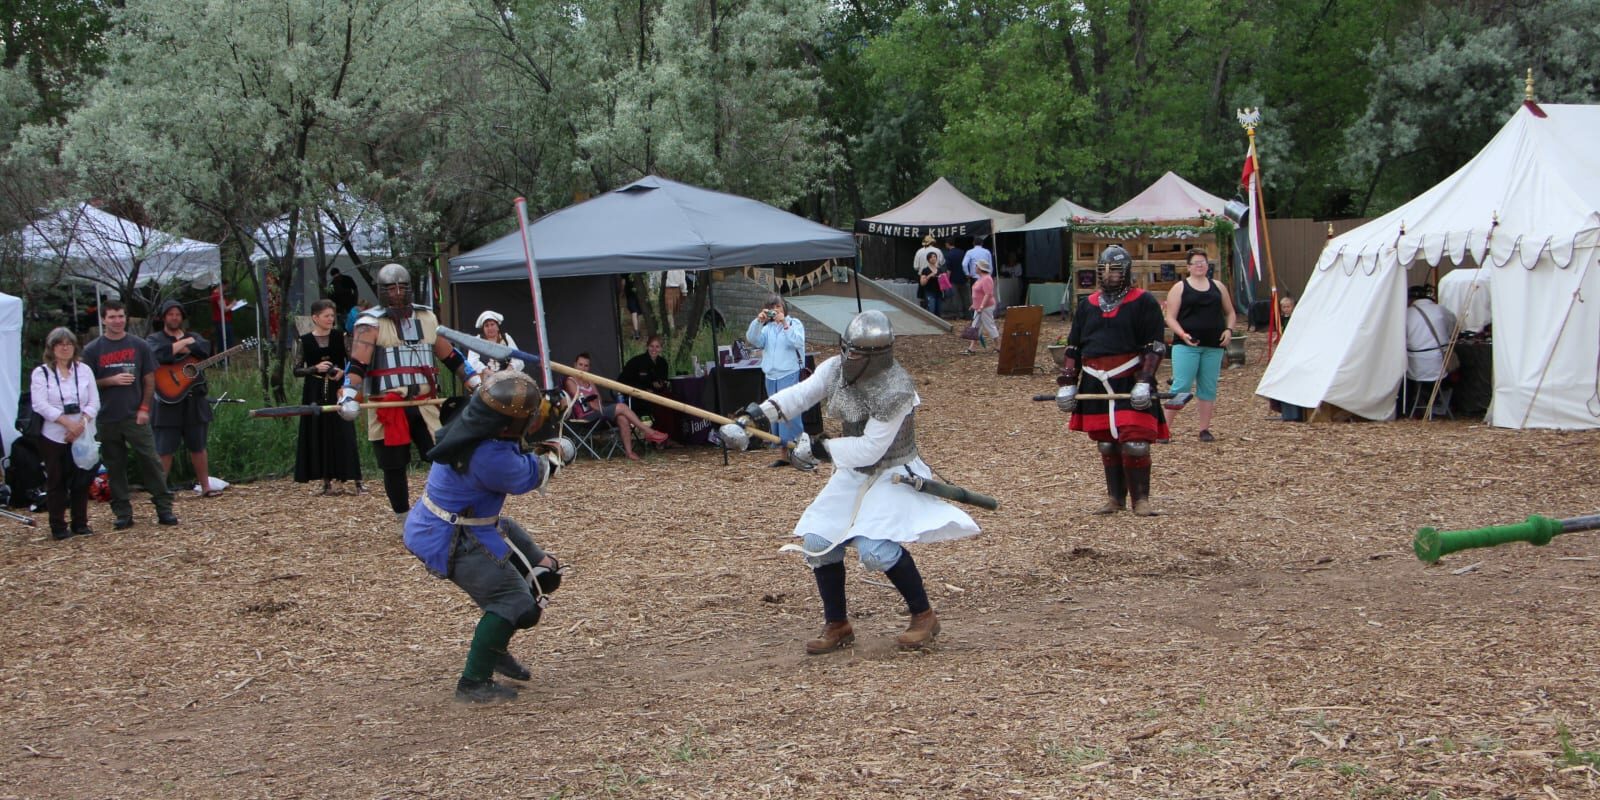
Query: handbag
xmin=959 ymin=322 xmax=981 ymax=341
xmin=937 ymin=272 xmax=953 ymax=293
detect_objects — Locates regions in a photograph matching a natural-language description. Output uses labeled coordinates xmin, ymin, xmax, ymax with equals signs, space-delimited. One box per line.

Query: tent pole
xmin=710 ymin=269 xmax=728 ymax=466
xmin=852 ymin=236 xmax=862 ymax=313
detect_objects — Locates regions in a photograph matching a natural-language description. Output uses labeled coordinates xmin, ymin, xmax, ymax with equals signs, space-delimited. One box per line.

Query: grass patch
xmin=161 ymin=369 xmax=383 ymax=485
xmin=1040 ymin=740 xmax=1105 ymax=766
xmin=1557 ymin=723 xmax=1600 ymax=768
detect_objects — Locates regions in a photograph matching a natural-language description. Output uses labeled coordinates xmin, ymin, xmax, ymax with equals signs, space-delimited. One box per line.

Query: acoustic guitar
xmin=154 ymin=337 xmax=258 ymax=404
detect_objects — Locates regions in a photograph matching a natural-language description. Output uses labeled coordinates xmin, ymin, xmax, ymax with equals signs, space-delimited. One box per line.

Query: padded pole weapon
xmin=437 ymin=326 xmax=783 ymax=446
xmin=0 ymin=507 xmax=36 ymax=527
xmin=250 ymin=398 xmax=446 ymax=418
xmin=890 ymin=473 xmax=999 ymax=511
xmin=1412 ymin=513 xmax=1599 ymax=563
xmin=514 ymin=197 xmax=556 ymax=391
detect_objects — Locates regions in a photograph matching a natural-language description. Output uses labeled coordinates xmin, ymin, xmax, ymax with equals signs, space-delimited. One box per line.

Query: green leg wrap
xmin=461 ymin=612 xmax=515 ymax=683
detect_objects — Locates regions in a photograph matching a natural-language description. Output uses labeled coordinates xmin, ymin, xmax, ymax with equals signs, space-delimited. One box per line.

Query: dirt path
xmin=3 ymin=326 xmax=1598 ymax=799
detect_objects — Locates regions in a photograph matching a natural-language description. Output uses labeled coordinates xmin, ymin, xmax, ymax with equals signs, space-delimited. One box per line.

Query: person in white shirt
xmin=913 ymin=234 xmax=944 ymax=278
xmin=663 ymin=269 xmax=687 ymax=330
xmin=1403 ymin=285 xmax=1458 ymax=416
xmin=30 ymin=327 xmax=101 ymax=539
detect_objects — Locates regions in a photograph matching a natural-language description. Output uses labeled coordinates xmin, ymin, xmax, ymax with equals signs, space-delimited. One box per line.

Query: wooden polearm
xmin=435 ymin=326 xmax=784 ymax=446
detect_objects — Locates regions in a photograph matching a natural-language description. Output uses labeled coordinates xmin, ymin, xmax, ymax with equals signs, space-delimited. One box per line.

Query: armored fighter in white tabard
xmin=720 ymin=310 xmax=980 ymax=654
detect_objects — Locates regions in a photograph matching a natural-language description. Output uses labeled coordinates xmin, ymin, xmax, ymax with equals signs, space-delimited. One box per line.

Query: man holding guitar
xmin=147 ymin=299 xmax=218 ymax=497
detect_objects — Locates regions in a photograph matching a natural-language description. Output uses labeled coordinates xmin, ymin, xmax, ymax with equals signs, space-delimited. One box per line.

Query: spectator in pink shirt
xmin=963 ymin=260 xmax=999 ymax=354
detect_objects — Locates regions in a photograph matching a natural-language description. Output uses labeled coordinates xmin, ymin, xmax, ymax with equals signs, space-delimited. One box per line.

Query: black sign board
xmin=853 ymin=218 xmax=993 ymax=240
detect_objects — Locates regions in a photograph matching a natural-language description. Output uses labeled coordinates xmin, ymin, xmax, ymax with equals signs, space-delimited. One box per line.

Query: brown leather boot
xmin=1092 ymin=496 xmax=1124 ymax=515
xmin=1127 ymin=466 xmax=1159 ymax=516
xmin=1093 ymin=445 xmax=1125 ymax=514
xmin=804 ymin=620 xmax=854 ymax=654
xmin=895 ymin=610 xmax=941 ymax=650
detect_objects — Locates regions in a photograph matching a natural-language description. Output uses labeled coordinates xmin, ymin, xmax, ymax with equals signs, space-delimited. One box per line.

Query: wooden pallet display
xmin=1070 ymin=224 xmax=1220 ymax=307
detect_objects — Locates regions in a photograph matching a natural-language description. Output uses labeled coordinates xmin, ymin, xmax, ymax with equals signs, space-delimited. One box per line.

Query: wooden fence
xmin=1252 ymin=217 xmax=1370 ymax=300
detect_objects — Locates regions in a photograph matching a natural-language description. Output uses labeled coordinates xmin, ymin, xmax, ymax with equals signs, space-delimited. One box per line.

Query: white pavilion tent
xmin=1256 ymin=102 xmax=1600 ymax=429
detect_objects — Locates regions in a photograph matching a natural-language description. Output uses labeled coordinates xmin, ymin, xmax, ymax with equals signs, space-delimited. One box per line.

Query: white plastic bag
xmin=71 ymin=418 xmax=101 ymax=470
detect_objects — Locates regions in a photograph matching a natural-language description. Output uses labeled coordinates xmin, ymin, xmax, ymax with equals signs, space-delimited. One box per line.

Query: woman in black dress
xmin=294 ymin=300 xmax=364 ymax=494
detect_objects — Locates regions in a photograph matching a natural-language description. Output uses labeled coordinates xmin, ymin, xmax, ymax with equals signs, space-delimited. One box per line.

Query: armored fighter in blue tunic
xmin=401 ymin=370 xmax=573 ymax=703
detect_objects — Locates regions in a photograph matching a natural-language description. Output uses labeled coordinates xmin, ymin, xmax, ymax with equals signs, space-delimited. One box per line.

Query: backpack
xmin=4 ymin=435 xmax=48 ymax=510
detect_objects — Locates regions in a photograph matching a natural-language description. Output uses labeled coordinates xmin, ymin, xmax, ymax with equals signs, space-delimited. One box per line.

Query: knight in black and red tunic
xmin=1054 ymin=245 xmax=1170 ymax=516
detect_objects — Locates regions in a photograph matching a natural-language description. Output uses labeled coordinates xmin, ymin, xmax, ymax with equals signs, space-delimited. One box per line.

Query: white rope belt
xmin=1081 ymin=356 xmax=1141 ymax=439
xmin=421 ymin=494 xmax=498 ymax=527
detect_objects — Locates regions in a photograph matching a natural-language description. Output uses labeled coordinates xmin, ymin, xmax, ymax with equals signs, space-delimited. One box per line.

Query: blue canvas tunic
xmin=403 ymin=440 xmax=544 ymax=575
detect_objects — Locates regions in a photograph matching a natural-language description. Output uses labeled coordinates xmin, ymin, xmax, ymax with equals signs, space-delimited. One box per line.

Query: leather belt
xmin=421 ymin=494 xmax=497 ymax=527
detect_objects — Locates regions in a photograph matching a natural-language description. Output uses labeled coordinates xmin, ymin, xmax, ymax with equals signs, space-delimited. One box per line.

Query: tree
xmin=39 ymin=0 xmax=480 ymax=398
xmin=1342 ymin=0 xmax=1600 ymax=215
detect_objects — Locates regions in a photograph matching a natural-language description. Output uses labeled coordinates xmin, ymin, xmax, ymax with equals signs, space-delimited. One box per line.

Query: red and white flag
xmin=1239 ymin=142 xmax=1263 ymax=282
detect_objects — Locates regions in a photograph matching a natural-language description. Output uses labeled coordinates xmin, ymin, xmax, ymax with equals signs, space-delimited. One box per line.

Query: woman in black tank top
xmin=1162 ymin=251 xmax=1237 ymax=441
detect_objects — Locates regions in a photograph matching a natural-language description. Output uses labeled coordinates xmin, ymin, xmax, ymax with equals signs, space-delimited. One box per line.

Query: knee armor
xmin=1121 ymin=441 xmax=1151 ymax=458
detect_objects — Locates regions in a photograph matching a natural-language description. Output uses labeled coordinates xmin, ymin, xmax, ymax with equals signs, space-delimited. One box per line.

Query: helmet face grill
xmin=1097 ymin=246 xmax=1133 ymax=294
xmin=377 ymin=263 xmax=412 ymax=308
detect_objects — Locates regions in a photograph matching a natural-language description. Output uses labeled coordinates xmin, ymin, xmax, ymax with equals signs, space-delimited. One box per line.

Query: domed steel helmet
xmin=480 ymin=370 xmax=552 ymax=438
xmin=375 ymin=262 xmax=412 ymax=309
xmin=841 ymin=309 xmax=895 ymax=384
xmin=1096 ymin=245 xmax=1133 ymax=294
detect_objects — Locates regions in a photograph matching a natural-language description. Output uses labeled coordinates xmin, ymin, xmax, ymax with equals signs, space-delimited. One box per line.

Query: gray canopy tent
xmin=448 ymin=175 xmax=856 ymax=382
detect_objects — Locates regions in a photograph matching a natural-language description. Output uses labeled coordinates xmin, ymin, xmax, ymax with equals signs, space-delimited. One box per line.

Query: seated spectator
xmin=565 ymin=352 xmax=670 ymax=461
xmin=31 ymin=327 xmax=101 ymax=540
xmin=1401 ymin=284 xmax=1457 ymax=418
xmin=466 ymin=310 xmax=524 ymax=375
xmin=619 ymin=334 xmax=671 ymax=418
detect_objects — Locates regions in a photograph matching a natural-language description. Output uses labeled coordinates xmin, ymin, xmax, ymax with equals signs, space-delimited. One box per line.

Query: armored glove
xmin=1130 ymin=381 xmax=1154 ymax=410
xmin=465 ymin=372 xmax=483 ymax=392
xmin=718 ymin=422 xmax=752 ymax=451
xmin=791 ymin=433 xmax=830 ymax=470
xmin=740 ymin=402 xmax=772 ymax=433
xmin=1055 ymin=384 xmax=1078 ymax=414
xmin=535 ymin=451 xmax=566 ymax=495
xmin=336 ymin=386 xmax=360 ymax=421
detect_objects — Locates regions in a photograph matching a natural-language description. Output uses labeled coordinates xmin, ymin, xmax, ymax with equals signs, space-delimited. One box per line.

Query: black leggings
xmin=373 ymin=408 xmax=435 ymax=513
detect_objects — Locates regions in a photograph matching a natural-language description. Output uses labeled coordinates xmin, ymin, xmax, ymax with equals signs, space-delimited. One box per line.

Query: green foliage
xmin=1343 ymin=0 xmax=1600 ymax=215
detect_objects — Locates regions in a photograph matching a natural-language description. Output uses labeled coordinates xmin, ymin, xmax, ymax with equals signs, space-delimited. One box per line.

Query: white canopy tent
xmin=0 ymin=291 xmax=20 ymax=458
xmin=855 ymin=177 xmax=1026 ymax=238
xmin=1101 ymin=172 xmax=1228 ymax=222
xmin=16 ymin=202 xmax=221 ymax=291
xmin=1011 ymin=197 xmax=1104 ymax=231
xmin=1257 ymin=102 xmax=1600 ymax=429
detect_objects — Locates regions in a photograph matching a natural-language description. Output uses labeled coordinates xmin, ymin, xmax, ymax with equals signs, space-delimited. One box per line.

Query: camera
xmin=63 ymin=403 xmax=81 ymax=415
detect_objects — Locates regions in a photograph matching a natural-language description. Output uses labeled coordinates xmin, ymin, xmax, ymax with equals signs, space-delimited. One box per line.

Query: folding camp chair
xmin=560 ymin=391 xmax=621 ymax=460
